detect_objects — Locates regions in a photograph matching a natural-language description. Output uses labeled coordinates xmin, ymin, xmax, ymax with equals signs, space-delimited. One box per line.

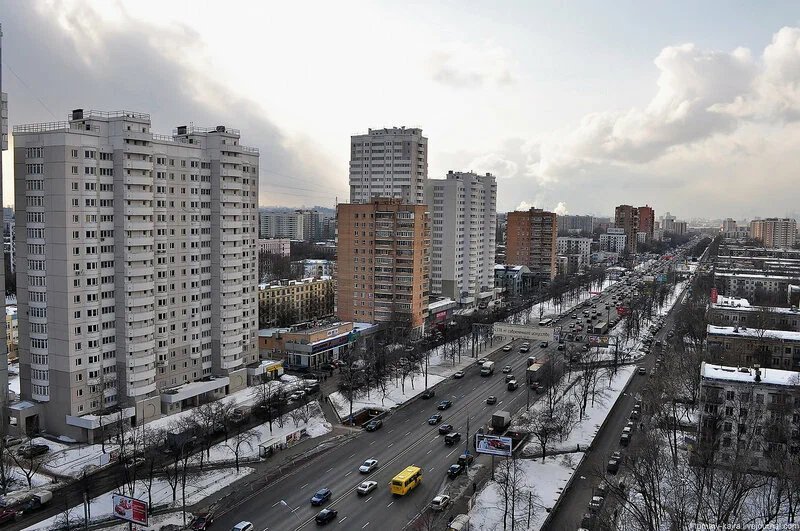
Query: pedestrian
xmin=577 ymin=443 xmax=581 ymax=452
xmin=473 ymin=481 xmax=477 ymax=494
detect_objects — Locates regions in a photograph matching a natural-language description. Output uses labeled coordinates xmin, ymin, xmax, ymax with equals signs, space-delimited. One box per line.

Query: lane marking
xmin=362 ymin=523 xmax=370 ymax=529
xmin=388 ymin=429 xmax=394 ymax=434
xmin=326 ymin=467 xmax=334 ymax=473
xmin=345 ymin=471 xmax=353 ymax=477
xmin=446 ymin=449 xmax=457 ymax=458
xmin=300 ymin=482 xmax=309 ymax=489
xmin=405 ymin=432 xmax=412 ymax=436
xmin=339 ymin=516 xmax=348 ymax=524
xmin=388 ymin=443 xmax=394 ymax=448
xmin=365 ymin=496 xmax=373 ymax=503
xmin=426 ymin=449 xmax=432 ymax=455
xmin=349 ymin=453 xmax=356 ymax=459
xmin=387 ymin=501 xmax=394 ymax=508
xmin=430 ymin=467 xmax=435 ymax=472
xmin=370 ymin=440 xmax=376 ymax=446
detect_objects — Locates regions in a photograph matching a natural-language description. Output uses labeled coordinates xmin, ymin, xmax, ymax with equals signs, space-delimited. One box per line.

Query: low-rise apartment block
xmin=708 ymin=295 xmax=800 ymax=332
xmin=259 ymin=321 xmax=377 ymax=370
xmin=258 ymin=238 xmax=291 ymax=257
xmin=706 ymin=325 xmax=800 ymax=370
xmin=291 ymin=259 xmax=335 ymax=279
xmin=258 ymin=277 xmax=335 ymax=327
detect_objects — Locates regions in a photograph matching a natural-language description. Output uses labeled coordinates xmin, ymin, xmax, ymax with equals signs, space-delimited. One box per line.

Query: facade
xmin=13 ymin=110 xmax=259 ymax=440
xmin=257 ymin=238 xmax=291 ymax=257
xmin=708 ymin=296 xmax=800 ymax=332
xmin=336 ymin=199 xmax=431 ymax=335
xmin=6 ymin=304 xmax=17 ymax=362
xmin=614 ymin=204 xmax=639 ymax=254
xmin=425 ymin=171 xmax=497 ymax=306
xmin=637 ymin=205 xmax=655 ymax=240
xmin=716 ymin=272 xmax=798 ymax=303
xmin=494 ymin=264 xmax=533 ymax=298
xmin=506 ymin=208 xmax=557 ymax=280
xmin=557 ymin=254 xmax=582 ymax=276
xmin=661 ymin=212 xmax=677 ymax=233
xmin=0 ymin=31 xmax=8 ymax=430
xmin=556 ymin=237 xmax=591 ymax=265
xmin=722 ymin=218 xmax=738 ymax=237
xmin=349 ymin=127 xmax=428 ymax=205
xmin=258 ymin=210 xmax=305 ymax=240
xmin=600 ymin=228 xmax=627 ymax=254
xmin=259 ymin=321 xmax=377 ymax=370
xmin=3 ymin=208 xmax=13 ymax=273
xmin=557 ymin=214 xmax=593 ymax=235
xmin=706 ymin=325 xmax=800 ymax=370
xmin=258 ymin=276 xmax=335 ymax=326
xmin=750 ymin=218 xmax=797 ymax=249
xmin=673 ymin=221 xmax=688 ymax=235
xmin=291 ymin=259 xmax=335 ymax=279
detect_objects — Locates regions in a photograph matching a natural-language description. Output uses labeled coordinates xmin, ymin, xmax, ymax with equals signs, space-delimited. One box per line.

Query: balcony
xmin=127 ymin=367 xmax=157 ymax=382
xmin=126 ymin=250 xmax=154 ymax=262
xmin=126 ymin=265 xmax=152 ymax=277
xmin=125 ymin=190 xmax=153 ymax=202
xmin=126 ymin=280 xmax=153 ymax=293
xmin=127 ymin=338 xmax=155 ymax=353
xmin=124 ymin=174 xmax=152 ymax=186
xmin=123 ymin=159 xmax=152 ymax=171
xmin=127 ymin=381 xmax=157 ymax=397
xmin=126 ymin=236 xmax=152 ymax=247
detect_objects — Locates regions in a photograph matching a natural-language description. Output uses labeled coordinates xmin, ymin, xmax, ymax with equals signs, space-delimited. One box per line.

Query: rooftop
xmin=711 ymin=295 xmax=800 ymax=314
xmin=716 ymin=271 xmax=798 ymax=280
xmin=701 ymin=361 xmax=800 ymax=387
xmin=707 ymin=325 xmax=800 ymax=341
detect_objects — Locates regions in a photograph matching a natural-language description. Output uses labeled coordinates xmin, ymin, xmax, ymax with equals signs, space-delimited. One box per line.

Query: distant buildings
xmin=292 ymin=259 xmax=335 ymax=278
xmin=259 ymin=210 xmax=321 ymax=241
xmin=336 ymin=199 xmax=430 ymax=336
xmin=506 ymin=207 xmax=557 ymax=281
xmin=557 ymin=237 xmax=591 ymax=265
xmin=706 ymin=325 xmax=800 ymax=369
xmin=425 ymin=171 xmax=496 ymax=306
xmin=494 ymin=265 xmax=533 ymax=298
xmin=637 ymin=205 xmax=655 ymax=241
xmin=12 ymin=110 xmax=259 ymax=441
xmin=708 ymin=295 xmax=800 ymax=333
xmin=258 ymin=238 xmax=291 ymax=257
xmin=349 ymin=127 xmax=428 ymax=205
xmin=258 ymin=277 xmax=335 ymax=326
xmin=557 ymin=214 xmax=594 ymax=235
xmin=715 ymin=272 xmax=798 ymax=304
xmin=750 ymin=218 xmax=797 ymax=249
xmin=614 ymin=204 xmax=639 ymax=254
xmin=600 ymin=228 xmax=627 ymax=254
xmin=259 ymin=321 xmax=377 ymax=370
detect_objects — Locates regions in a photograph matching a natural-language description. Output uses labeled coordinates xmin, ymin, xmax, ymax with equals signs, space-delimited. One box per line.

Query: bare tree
xmin=225 ymin=425 xmax=256 ymax=473
xmin=253 ymin=376 xmax=284 ymax=434
xmin=495 ymin=455 xmax=536 ymax=530
xmin=9 ymin=442 xmax=50 ymax=489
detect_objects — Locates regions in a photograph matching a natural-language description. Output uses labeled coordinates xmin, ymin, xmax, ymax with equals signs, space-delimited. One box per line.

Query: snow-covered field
xmin=329 ymin=372 xmax=446 ymax=416
xmin=27 ymin=467 xmax=253 ymax=531
xmin=469 ymin=454 xmax=583 ymax=531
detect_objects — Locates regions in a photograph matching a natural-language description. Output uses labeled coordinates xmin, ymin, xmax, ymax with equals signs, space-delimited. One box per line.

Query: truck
xmin=491 ymin=411 xmax=511 ymax=433
xmin=0 ymin=490 xmax=54 ymax=514
xmin=526 ymin=363 xmax=543 ymax=386
xmin=480 ymin=361 xmax=495 ymax=376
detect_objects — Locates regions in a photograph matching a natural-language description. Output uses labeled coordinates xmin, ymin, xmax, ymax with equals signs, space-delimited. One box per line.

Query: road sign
xmin=475 ymin=434 xmax=513 ymax=457
xmin=493 ymin=323 xmax=555 ymax=342
xmin=588 ymin=335 xmax=610 ymax=347
xmin=112 ymin=494 xmax=148 ymax=526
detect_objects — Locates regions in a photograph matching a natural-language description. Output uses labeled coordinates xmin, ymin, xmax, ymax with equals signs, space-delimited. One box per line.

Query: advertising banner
xmin=112 ymin=494 xmax=148 ymax=526
xmin=588 ymin=335 xmax=610 ymax=347
xmin=492 ymin=324 xmax=554 ymax=342
xmin=475 ymin=434 xmax=513 ymax=457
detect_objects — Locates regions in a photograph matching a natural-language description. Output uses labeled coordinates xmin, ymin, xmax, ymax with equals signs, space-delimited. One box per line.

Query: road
xmin=544 ymin=246 xmax=697 ymax=530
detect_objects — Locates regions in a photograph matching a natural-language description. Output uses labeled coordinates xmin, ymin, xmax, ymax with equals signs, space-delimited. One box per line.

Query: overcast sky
xmin=2 ymin=0 xmax=800 ymax=220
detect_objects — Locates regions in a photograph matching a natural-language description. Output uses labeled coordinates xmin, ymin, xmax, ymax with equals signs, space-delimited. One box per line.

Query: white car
xmin=430 ymin=495 xmax=451 ymax=511
xmin=356 ymin=480 xmax=378 ymax=495
xmin=359 ymin=459 xmax=378 ymax=473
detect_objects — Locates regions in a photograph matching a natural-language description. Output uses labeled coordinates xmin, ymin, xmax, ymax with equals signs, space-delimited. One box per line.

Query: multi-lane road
xmin=212 ymin=248 xmax=696 ymax=531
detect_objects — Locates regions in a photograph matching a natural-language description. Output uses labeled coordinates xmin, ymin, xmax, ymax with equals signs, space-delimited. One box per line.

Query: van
xmin=444 ymin=432 xmax=462 ymax=446
xmin=232 ymin=522 xmax=253 ymax=531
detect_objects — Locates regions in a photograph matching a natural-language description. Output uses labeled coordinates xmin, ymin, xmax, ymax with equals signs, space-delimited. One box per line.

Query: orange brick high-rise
xmin=506 ymin=207 xmax=558 ymax=281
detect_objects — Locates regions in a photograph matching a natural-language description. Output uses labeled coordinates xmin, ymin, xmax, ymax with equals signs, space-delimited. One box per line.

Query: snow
xmin=701 ymin=361 xmax=800 ymax=386
xmin=707 ymin=324 xmax=800 ymax=341
xmin=329 ymin=372 xmax=446 ymax=415
xmin=43 ymin=439 xmax=120 ymax=478
xmin=27 ymin=467 xmax=254 ymax=531
xmin=469 ymin=454 xmax=582 ymax=531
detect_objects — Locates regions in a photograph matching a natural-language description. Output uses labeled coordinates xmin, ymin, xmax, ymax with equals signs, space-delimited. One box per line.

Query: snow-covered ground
xmin=329 ymin=372 xmax=446 ymax=416
xmin=469 ymin=454 xmax=583 ymax=531
xmin=27 ymin=467 xmax=253 ymax=531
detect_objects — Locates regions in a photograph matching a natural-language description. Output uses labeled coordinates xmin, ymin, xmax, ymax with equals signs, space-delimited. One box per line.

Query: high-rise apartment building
xmin=661 ymin=212 xmax=677 ymax=233
xmin=349 ymin=127 xmax=428 ymax=205
xmin=13 ymin=110 xmax=259 ymax=441
xmin=557 ymin=214 xmax=594 ymax=235
xmin=750 ymin=218 xmax=797 ymax=249
xmin=614 ymin=204 xmax=639 ymax=254
xmin=506 ymin=208 xmax=558 ymax=280
xmin=722 ymin=218 xmax=738 ymax=236
xmin=637 ymin=205 xmax=655 ymax=241
xmin=336 ymin=199 xmax=430 ymax=335
xmin=0 ymin=23 xmax=8 ymax=430
xmin=425 ymin=171 xmax=497 ymax=306
xmin=258 ymin=209 xmax=320 ymax=241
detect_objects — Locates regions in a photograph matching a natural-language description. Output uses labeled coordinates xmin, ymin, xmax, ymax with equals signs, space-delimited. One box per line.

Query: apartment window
xmin=71 ymin=149 xmax=79 ymax=158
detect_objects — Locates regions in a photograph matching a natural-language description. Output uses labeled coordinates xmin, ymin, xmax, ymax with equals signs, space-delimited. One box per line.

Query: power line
xmin=1 ymin=62 xmax=58 ymax=120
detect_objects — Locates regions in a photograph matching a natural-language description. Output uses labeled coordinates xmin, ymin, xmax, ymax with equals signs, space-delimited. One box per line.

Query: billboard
xmin=112 ymin=494 xmax=148 ymax=526
xmin=616 ymin=306 xmax=629 ymax=316
xmin=588 ymin=335 xmax=610 ymax=347
xmin=493 ymin=323 xmax=554 ymax=342
xmin=475 ymin=434 xmax=513 ymax=457
xmin=710 ymin=288 xmax=718 ymax=303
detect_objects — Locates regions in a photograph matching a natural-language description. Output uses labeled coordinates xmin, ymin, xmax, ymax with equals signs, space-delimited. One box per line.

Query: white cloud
xmin=428 ymin=40 xmax=516 ymax=88
xmin=516 ymin=201 xmax=534 ymax=211
xmin=468 ymin=152 xmax=519 ymax=179
xmin=553 ymin=202 xmax=568 ymax=216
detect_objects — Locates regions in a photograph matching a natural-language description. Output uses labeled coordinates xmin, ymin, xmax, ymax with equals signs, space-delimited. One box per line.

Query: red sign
xmin=435 ymin=311 xmax=447 ymax=322
xmin=616 ymin=306 xmax=629 ymax=316
xmin=112 ymin=494 xmax=148 ymax=526
xmin=710 ymin=288 xmax=718 ymax=303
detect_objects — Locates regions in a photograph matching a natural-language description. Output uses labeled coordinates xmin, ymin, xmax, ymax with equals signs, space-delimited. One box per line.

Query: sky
xmin=2 ymin=0 xmax=800 ymax=219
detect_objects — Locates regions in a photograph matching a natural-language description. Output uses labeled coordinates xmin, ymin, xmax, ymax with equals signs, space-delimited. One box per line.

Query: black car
xmin=438 ymin=424 xmax=454 ymax=435
xmin=428 ymin=414 xmax=443 ymax=425
xmin=437 ymin=400 xmax=453 ymax=410
xmin=365 ymin=419 xmax=383 ymax=432
xmin=17 ymin=443 xmax=49 ymax=459
xmin=421 ymin=389 xmax=436 ymax=399
xmin=315 ymin=508 xmax=338 ymax=525
xmin=444 ymin=432 xmax=462 ymax=446
xmin=447 ymin=463 xmax=464 ymax=478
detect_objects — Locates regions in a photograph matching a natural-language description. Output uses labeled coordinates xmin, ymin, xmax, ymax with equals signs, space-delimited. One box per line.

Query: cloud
xmin=467 ymin=152 xmax=519 ymax=179
xmin=515 ymin=201 xmax=533 ymax=211
xmin=428 ymin=40 xmax=516 ymax=88
xmin=553 ymin=202 xmax=568 ymax=216
xmin=1 ymin=1 xmax=341 ymax=207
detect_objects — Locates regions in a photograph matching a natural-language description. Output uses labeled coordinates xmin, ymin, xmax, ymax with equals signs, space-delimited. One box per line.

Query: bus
xmin=593 ymin=322 xmax=608 ymax=335
xmin=391 ymin=465 xmax=423 ymax=496
xmin=538 ymin=318 xmax=553 ymax=327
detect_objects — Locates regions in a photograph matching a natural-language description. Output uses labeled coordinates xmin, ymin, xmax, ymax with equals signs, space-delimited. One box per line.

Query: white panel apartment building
xmin=600 ymin=228 xmax=627 ymax=254
xmin=13 ymin=110 xmax=259 ymax=441
xmin=425 ymin=171 xmax=497 ymax=306
xmin=556 ymin=237 xmax=591 ymax=264
xmin=258 ymin=210 xmax=304 ymax=240
xmin=349 ymin=127 xmax=428 ymax=205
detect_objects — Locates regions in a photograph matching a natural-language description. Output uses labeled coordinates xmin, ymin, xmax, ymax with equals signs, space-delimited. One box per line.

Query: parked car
xmin=428 ymin=414 xmax=443 ymax=425
xmin=502 ymin=345 xmax=513 ymax=352
xmin=17 ymin=444 xmax=49 ymax=459
xmin=607 ymin=457 xmax=620 ymax=474
xmin=486 ymin=396 xmax=497 ymax=405
xmin=310 ymin=488 xmax=332 ymax=506
xmin=438 ymin=400 xmax=453 ymax=410
xmin=431 ymin=495 xmax=451 ymax=511
xmin=447 ymin=463 xmax=464 ymax=478
xmin=439 ymin=424 xmax=454 ymax=435
xmin=458 ymin=453 xmax=475 ymax=466
xmin=365 ymin=419 xmax=383 ymax=432
xmin=589 ymin=495 xmax=604 ymax=511
xmin=637 ymin=366 xmax=647 ymax=375
xmin=356 ymin=481 xmax=378 ymax=495
xmin=620 ymin=433 xmax=631 ymax=446
xmin=315 ymin=508 xmax=338 ymax=525
xmin=444 ymin=433 xmax=462 ymax=446
xmin=190 ymin=513 xmax=214 ymax=531
xmin=0 ymin=510 xmax=18 ymax=525
xmin=359 ymin=459 xmax=378 ymax=473
xmin=453 ymin=370 xmax=465 ymax=379
xmin=421 ymin=389 xmax=436 ymax=399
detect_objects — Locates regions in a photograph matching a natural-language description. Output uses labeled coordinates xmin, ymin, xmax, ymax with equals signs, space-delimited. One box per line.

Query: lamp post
xmin=279 ymin=500 xmax=302 ymax=525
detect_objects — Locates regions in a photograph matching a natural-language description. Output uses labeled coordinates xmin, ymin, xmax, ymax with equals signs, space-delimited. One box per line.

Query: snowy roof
xmin=716 ymin=271 xmax=797 ymax=281
xmin=714 ymin=295 xmax=751 ymax=308
xmin=259 ymin=327 xmax=291 ymax=337
xmin=5 ymin=305 xmax=16 ymax=317
xmin=712 ymin=298 xmax=800 ymax=315
xmin=701 ymin=362 xmax=800 ymax=387
xmin=707 ymin=325 xmax=800 ymax=342
xmin=428 ymin=298 xmax=456 ymax=312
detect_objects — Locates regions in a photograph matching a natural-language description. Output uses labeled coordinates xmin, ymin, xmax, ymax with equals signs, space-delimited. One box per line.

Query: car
xmin=572 ymin=314 xmax=578 ymax=319
xmin=447 ymin=463 xmax=464 ymax=478
xmin=486 ymin=395 xmax=497 ymax=405
xmin=620 ymin=433 xmax=631 ymax=446
xmin=557 ymin=344 xmax=565 ymax=351
xmin=444 ymin=432 xmax=462 ymax=446
xmin=534 ymin=382 xmax=545 ymax=394
xmin=453 ymin=370 xmax=465 ymax=379
xmin=310 ymin=488 xmax=332 ymax=506
xmin=315 ymin=508 xmax=339 ymax=525
xmin=190 ymin=513 xmax=214 ymax=531
xmin=431 ymin=495 xmax=451 ymax=511
xmin=17 ymin=443 xmax=49 ymax=458
xmin=589 ymin=495 xmax=604 ymax=511
xmin=421 ymin=389 xmax=436 ymax=399
xmin=630 ymin=410 xmax=640 ymax=420
xmin=607 ymin=457 xmax=620 ymax=474
xmin=3 ymin=436 xmax=23 ymax=448
xmin=356 ymin=480 xmax=378 ymax=495
xmin=458 ymin=453 xmax=475 ymax=466
xmin=359 ymin=459 xmax=378 ymax=473
xmin=365 ymin=419 xmax=383 ymax=431
xmin=519 ymin=345 xmax=530 ymax=353
xmin=540 ymin=341 xmax=549 ymax=348
xmin=477 ymin=357 xmax=489 ymax=366
xmin=0 ymin=509 xmax=18 ymax=525
xmin=439 ymin=424 xmax=454 ymax=435
xmin=507 ymin=380 xmax=519 ymax=391
xmin=502 ymin=345 xmax=513 ymax=352
xmin=438 ymin=400 xmax=453 ymax=410
xmin=428 ymin=413 xmax=443 ymax=425
xmin=502 ymin=365 xmax=512 ymax=373
xmin=637 ymin=366 xmax=647 ymax=375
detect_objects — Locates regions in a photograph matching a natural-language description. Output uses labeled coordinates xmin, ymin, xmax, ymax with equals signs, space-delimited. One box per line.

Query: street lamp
xmin=279 ymin=500 xmax=302 ymax=525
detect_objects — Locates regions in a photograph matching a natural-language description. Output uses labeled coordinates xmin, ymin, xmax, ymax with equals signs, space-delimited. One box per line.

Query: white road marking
xmin=387 ymin=501 xmax=394 ymax=508
xmin=426 ymin=449 xmax=432 ymax=455
xmin=271 ymin=501 xmax=280 ymax=508
xmin=326 ymin=467 xmax=334 ymax=472
xmin=349 ymin=453 xmax=356 ymax=458
xmin=431 ymin=436 xmax=439 ymax=442
xmin=365 ymin=496 xmax=373 ymax=503
xmin=388 ymin=443 xmax=394 ymax=448
xmin=405 ymin=418 xmax=411 ymax=423
xmin=362 ymin=523 xmax=370 ymax=529
xmin=339 ymin=516 xmax=348 ymax=524
xmin=345 ymin=471 xmax=353 ymax=477
xmin=405 ymin=431 xmax=411 ymax=436
xmin=301 ymin=482 xmax=309 ymax=489
xmin=446 ymin=449 xmax=457 ymax=458
xmin=370 ymin=440 xmax=376 ymax=445
xmin=388 ymin=429 xmax=394 ymax=433
xmin=430 ymin=467 xmax=435 ymax=472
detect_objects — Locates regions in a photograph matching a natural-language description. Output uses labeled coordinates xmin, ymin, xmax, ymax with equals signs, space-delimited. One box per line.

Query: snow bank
xmin=329 ymin=372 xmax=445 ymax=416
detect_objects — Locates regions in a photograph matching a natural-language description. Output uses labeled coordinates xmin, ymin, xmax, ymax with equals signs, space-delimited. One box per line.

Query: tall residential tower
xmin=506 ymin=207 xmax=558 ymax=281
